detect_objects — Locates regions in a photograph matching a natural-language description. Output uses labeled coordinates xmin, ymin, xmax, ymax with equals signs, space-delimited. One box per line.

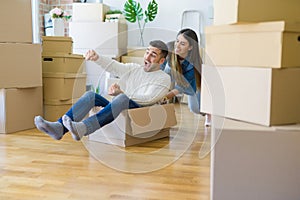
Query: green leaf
xmin=145 ymin=0 xmax=158 ymax=23
xmin=123 ymin=0 xmax=144 ymax=23
xmin=106 ymin=9 xmax=123 ymax=15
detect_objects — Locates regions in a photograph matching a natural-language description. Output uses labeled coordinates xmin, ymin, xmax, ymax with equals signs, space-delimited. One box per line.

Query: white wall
xmin=103 ymin=0 xmax=213 ymax=47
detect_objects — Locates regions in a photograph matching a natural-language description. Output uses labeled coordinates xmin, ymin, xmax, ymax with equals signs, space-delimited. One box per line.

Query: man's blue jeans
xmin=58 ymin=91 xmax=141 ymax=135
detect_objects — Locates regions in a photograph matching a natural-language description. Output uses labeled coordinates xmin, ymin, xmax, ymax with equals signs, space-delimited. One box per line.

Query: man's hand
xmin=108 ymin=83 xmax=123 ymax=96
xmin=85 ymin=50 xmax=99 ymax=61
xmin=158 ymin=96 xmax=169 ymax=105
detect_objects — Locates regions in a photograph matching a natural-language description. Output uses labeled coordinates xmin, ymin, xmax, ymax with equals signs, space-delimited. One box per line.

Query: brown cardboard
xmin=211 ymin=118 xmax=300 ymax=200
xmin=0 ymin=87 xmax=43 ymax=134
xmin=126 ymin=47 xmax=146 ymax=57
xmin=42 ymin=36 xmax=73 ymax=54
xmin=121 ymin=56 xmax=144 ymax=65
xmin=43 ymin=99 xmax=78 ymax=122
xmin=205 ymin=21 xmax=300 ymax=68
xmin=88 ymin=128 xmax=170 ymax=147
xmin=201 ymin=65 xmax=300 ymax=126
xmin=127 ymin=104 xmax=177 ymax=135
xmin=0 ymin=0 xmax=33 ymax=43
xmin=42 ymin=73 xmax=87 ymax=101
xmin=42 ymin=53 xmax=85 ymax=73
xmin=214 ymin=0 xmax=300 ymax=25
xmin=88 ymin=104 xmax=177 ymax=147
xmin=0 ymin=43 xmax=42 ymax=88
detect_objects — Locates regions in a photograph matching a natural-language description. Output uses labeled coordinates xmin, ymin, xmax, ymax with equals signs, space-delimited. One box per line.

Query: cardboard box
xmin=214 ymin=0 xmax=300 ymax=25
xmin=126 ymin=47 xmax=147 ymax=57
xmin=88 ymin=104 xmax=177 ymax=147
xmin=121 ymin=56 xmax=144 ymax=65
xmin=42 ymin=53 xmax=85 ymax=73
xmin=72 ymin=3 xmax=109 ymax=22
xmin=211 ymin=117 xmax=300 ymax=200
xmin=88 ymin=128 xmax=170 ymax=147
xmin=43 ymin=99 xmax=78 ymax=122
xmin=0 ymin=43 xmax=42 ymax=88
xmin=0 ymin=0 xmax=33 ymax=43
xmin=0 ymin=87 xmax=43 ymax=133
xmin=42 ymin=73 xmax=87 ymax=100
xmin=69 ymin=22 xmax=128 ymax=57
xmin=205 ymin=21 xmax=300 ymax=68
xmin=201 ymin=65 xmax=300 ymax=126
xmin=42 ymin=36 xmax=73 ymax=54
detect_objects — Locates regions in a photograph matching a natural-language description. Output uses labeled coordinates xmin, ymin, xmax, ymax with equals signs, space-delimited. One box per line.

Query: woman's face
xmin=174 ymin=34 xmax=193 ymax=58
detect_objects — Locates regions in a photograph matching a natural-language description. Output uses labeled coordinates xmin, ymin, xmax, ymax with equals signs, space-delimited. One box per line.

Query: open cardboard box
xmin=88 ymin=103 xmax=177 ymax=147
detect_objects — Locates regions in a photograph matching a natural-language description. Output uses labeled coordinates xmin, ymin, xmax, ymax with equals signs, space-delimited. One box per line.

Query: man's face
xmin=143 ymin=46 xmax=165 ymax=72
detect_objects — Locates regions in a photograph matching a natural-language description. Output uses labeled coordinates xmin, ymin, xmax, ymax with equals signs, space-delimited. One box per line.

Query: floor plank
xmin=0 ymin=104 xmax=211 ymax=200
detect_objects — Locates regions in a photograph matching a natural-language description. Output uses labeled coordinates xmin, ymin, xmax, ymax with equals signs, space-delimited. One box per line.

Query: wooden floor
xmin=0 ymin=104 xmax=211 ymax=200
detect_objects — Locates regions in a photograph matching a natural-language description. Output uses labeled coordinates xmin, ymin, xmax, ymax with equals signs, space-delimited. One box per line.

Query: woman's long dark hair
xmin=168 ymin=28 xmax=202 ymax=91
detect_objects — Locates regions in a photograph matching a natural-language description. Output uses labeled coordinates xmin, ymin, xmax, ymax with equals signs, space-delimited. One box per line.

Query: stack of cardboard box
xmin=69 ymin=2 xmax=128 ymax=95
xmin=41 ymin=36 xmax=86 ymax=121
xmin=0 ymin=0 xmax=43 ymax=134
xmin=201 ymin=0 xmax=300 ymax=199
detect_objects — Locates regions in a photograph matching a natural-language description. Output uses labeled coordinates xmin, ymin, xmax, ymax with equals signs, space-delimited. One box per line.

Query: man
xmin=34 ymin=40 xmax=170 ymax=141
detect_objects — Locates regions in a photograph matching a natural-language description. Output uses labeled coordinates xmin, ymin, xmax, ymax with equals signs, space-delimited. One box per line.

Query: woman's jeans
xmin=58 ymin=91 xmax=141 ymax=135
xmin=187 ymin=90 xmax=201 ymax=114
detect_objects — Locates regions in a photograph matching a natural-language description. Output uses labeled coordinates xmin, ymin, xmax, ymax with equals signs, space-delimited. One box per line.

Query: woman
xmin=163 ymin=28 xmax=211 ymax=126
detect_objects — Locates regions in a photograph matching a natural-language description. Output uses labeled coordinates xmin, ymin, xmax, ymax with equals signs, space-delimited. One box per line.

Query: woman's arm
xmin=165 ymin=88 xmax=180 ymax=100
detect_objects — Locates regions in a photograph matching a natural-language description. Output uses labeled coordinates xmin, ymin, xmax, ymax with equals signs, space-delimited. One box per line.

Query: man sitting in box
xmin=34 ymin=40 xmax=171 ymax=141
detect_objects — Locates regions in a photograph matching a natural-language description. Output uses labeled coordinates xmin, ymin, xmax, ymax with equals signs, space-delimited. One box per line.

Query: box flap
xmin=206 ymin=21 xmax=300 ymax=34
xmin=127 ymin=104 xmax=177 ymax=136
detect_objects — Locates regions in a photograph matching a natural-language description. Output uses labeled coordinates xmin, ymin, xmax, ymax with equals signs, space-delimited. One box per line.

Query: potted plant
xmin=49 ymin=7 xmax=72 ymax=36
xmin=50 ymin=7 xmax=72 ymax=21
xmin=123 ymin=0 xmax=158 ymax=46
xmin=105 ymin=10 xmax=125 ymax=22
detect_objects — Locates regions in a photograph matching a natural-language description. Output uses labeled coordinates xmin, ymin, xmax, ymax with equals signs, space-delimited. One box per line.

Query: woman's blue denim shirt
xmin=161 ymin=58 xmax=196 ymax=96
